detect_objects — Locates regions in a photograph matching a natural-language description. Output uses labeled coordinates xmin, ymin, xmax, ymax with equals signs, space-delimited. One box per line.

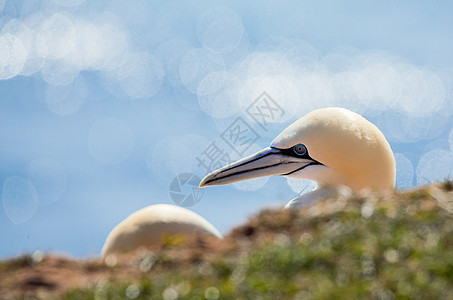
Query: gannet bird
xmin=199 ymin=107 xmax=396 ymax=208
xmin=101 ymin=204 xmax=222 ymax=258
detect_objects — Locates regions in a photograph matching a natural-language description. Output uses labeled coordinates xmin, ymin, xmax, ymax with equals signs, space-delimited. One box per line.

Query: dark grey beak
xmin=199 ymin=147 xmax=318 ymax=187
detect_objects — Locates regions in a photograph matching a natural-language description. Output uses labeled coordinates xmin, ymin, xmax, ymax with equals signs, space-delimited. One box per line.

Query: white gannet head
xmin=101 ymin=204 xmax=222 ymax=258
xmin=199 ymin=107 xmax=395 ymax=192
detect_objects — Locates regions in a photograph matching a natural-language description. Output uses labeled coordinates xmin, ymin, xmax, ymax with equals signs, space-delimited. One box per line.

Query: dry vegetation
xmin=1 ymin=182 xmax=453 ymax=299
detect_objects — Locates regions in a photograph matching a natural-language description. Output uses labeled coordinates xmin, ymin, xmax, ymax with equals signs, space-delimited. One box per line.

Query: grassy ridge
xmin=2 ymin=183 xmax=453 ymax=299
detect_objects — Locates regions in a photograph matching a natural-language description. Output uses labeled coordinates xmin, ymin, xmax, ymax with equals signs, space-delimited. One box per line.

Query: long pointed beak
xmin=199 ymin=147 xmax=317 ymax=187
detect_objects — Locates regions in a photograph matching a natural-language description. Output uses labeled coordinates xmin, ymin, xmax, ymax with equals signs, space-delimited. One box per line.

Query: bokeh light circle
xmin=398 ymin=70 xmax=446 ymax=117
xmin=51 ymin=0 xmax=85 ymax=7
xmin=116 ymin=51 xmax=164 ymax=99
xmin=238 ymin=74 xmax=300 ymax=123
xmin=416 ymin=150 xmax=453 ymax=185
xmin=394 ymin=153 xmax=413 ymax=189
xmin=180 ymin=48 xmax=225 ymax=93
xmin=286 ymin=178 xmax=318 ymax=195
xmin=2 ymin=176 xmax=38 ymax=224
xmin=36 ymin=13 xmax=76 ymax=60
xmin=28 ymin=158 xmax=67 ymax=206
xmin=0 ymin=33 xmax=27 ymax=79
xmin=329 ymin=71 xmax=370 ymax=114
xmin=197 ymin=7 xmax=244 ymax=53
xmin=382 ymin=110 xmax=431 ymax=143
xmin=41 ymin=60 xmax=80 ymax=86
xmin=147 ymin=134 xmax=210 ymax=187
xmin=156 ymin=38 xmax=194 ymax=87
xmin=197 ymin=71 xmax=240 ymax=118
xmin=359 ymin=63 xmax=402 ymax=111
xmin=45 ymin=75 xmax=88 ymax=115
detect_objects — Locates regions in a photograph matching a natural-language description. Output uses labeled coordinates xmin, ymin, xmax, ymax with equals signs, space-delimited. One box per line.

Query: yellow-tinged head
xmin=101 ymin=204 xmax=222 ymax=258
xmin=199 ymin=107 xmax=395 ymax=192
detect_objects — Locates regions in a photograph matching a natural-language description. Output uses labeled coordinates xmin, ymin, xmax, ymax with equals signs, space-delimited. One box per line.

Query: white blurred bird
xmin=199 ymin=107 xmax=396 ymax=208
xmin=101 ymin=204 xmax=222 ymax=258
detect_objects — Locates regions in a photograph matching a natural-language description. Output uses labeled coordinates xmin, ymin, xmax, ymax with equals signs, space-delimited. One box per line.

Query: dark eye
xmin=293 ymin=144 xmax=307 ymax=156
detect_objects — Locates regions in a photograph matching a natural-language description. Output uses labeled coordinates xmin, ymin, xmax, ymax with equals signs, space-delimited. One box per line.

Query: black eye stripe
xmin=271 ymin=145 xmax=324 ymax=168
xmin=271 ymin=144 xmax=311 ymax=159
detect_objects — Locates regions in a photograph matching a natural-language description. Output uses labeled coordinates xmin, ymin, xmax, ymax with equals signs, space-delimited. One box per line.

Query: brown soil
xmin=0 ymin=224 xmax=258 ymax=298
xmin=0 ymin=185 xmax=447 ymax=299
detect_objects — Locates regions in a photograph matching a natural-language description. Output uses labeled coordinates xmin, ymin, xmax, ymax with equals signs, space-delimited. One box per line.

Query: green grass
xmin=6 ymin=183 xmax=453 ymax=299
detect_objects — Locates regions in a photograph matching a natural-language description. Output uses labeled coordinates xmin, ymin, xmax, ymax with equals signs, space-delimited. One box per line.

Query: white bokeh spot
xmin=28 ymin=158 xmax=67 ymax=206
xmin=394 ymin=153 xmax=414 ymax=189
xmin=2 ymin=176 xmax=38 ymax=224
xmin=146 ymin=134 xmax=210 ymax=187
xmin=197 ymin=7 xmax=244 ymax=54
xmin=416 ymin=150 xmax=453 ymax=185
xmin=197 ymin=71 xmax=240 ymax=118
xmin=180 ymin=48 xmax=226 ymax=93
xmin=286 ymin=177 xmax=318 ymax=195
xmin=0 ymin=33 xmax=27 ymax=79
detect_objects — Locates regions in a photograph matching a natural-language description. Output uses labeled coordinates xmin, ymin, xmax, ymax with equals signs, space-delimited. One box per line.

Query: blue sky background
xmin=1 ymin=0 xmax=453 ymax=258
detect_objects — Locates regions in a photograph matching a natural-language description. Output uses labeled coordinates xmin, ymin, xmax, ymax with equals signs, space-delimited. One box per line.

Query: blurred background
xmin=0 ymin=0 xmax=452 ymax=258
